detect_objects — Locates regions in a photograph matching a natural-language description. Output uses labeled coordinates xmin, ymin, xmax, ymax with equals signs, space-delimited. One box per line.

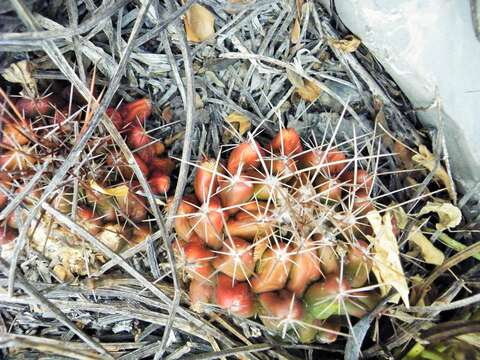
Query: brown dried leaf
xmin=184 ymin=4 xmax=215 ymax=43
xmin=328 ymin=35 xmax=361 ymax=53
xmin=367 ymin=210 xmax=410 ymax=307
xmin=2 ymin=60 xmax=38 ymax=98
xmin=412 ymin=145 xmax=457 ymax=202
xmin=223 ymin=112 xmax=251 ymax=142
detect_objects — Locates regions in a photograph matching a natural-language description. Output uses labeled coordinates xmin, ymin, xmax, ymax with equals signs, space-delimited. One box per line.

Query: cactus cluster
xmin=172 ymin=128 xmax=383 ymax=343
xmin=0 ymin=92 xmax=172 ymax=276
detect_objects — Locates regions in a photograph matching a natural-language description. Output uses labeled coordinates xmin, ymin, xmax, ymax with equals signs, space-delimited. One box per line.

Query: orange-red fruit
xmin=299 ymin=149 xmax=348 ymax=175
xmin=0 ymin=226 xmax=17 ymax=245
xmin=251 ymin=242 xmax=293 ymax=293
xmin=128 ymin=126 xmax=154 ymax=162
xmin=106 ymin=108 xmax=124 ymax=130
xmin=218 ymin=175 xmax=254 ymax=214
xmin=1 ymin=118 xmax=30 ymax=146
xmin=194 ymin=158 xmax=222 ymax=203
xmin=190 ymin=196 xmax=224 ymax=249
xmin=287 ymin=240 xmax=322 ymax=296
xmin=258 ymin=290 xmax=303 ymax=328
xmin=226 ymin=213 xmax=273 ymax=240
xmin=212 ymin=237 xmax=254 ymax=281
xmin=318 ymin=178 xmax=342 ymax=202
xmin=15 ymin=96 xmax=52 ymax=117
xmin=133 ymin=155 xmax=150 ymax=177
xmin=121 ymin=98 xmax=152 ymax=127
xmin=117 ymin=192 xmax=147 ymax=222
xmin=270 ymin=128 xmax=303 ymax=156
xmin=227 ymin=140 xmax=264 ymax=175
xmin=77 ymin=207 xmax=102 ymax=235
xmin=215 ymin=274 xmax=255 ymax=317
xmin=183 ymin=241 xmax=215 ymax=281
xmin=352 ymin=190 xmax=375 ymax=214
xmin=343 ymin=169 xmax=373 ymax=193
xmin=170 ymin=196 xmax=197 ymax=241
xmin=189 ymin=278 xmax=215 ymax=310
xmin=149 ymin=171 xmax=170 ymax=194
xmin=151 ymin=157 xmax=175 ymax=176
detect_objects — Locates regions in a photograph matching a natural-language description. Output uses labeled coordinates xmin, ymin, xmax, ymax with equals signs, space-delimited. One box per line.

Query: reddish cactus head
xmin=213 ymin=237 xmax=255 ymax=281
xmin=227 ymin=140 xmax=264 ymax=175
xmin=215 ymin=274 xmax=255 ymax=317
xmin=270 ymin=128 xmax=303 ymax=156
xmin=190 ymin=196 xmax=224 ymax=249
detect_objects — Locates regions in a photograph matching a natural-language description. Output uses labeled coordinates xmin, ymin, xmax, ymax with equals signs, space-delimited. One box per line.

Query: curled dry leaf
xmin=412 ymin=145 xmax=457 ymax=202
xmin=328 ymin=35 xmax=361 ymax=53
xmin=366 ymin=210 xmax=409 ymax=307
xmin=408 ymin=226 xmax=445 ymax=266
xmin=418 ymin=201 xmax=462 ymax=231
xmin=223 ymin=112 xmax=251 ymax=143
xmin=89 ymin=179 xmax=129 ymax=197
xmin=184 ymin=4 xmax=215 ymax=43
xmin=2 ymin=60 xmax=38 ymax=97
xmin=287 ymin=69 xmax=321 ymax=102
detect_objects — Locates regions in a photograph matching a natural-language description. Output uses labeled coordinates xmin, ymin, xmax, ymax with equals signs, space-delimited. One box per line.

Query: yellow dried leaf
xmin=2 ymin=60 xmax=37 ymax=98
xmin=291 ymin=18 xmax=301 ymax=44
xmin=295 ymin=79 xmax=321 ymax=102
xmin=418 ymin=201 xmax=462 ymax=231
xmin=223 ymin=112 xmax=251 ymax=142
xmin=408 ymin=226 xmax=445 ymax=265
xmin=184 ymin=4 xmax=215 ymax=43
xmin=412 ymin=145 xmax=456 ymax=202
xmin=390 ymin=205 xmax=408 ymax=230
xmin=367 ymin=210 xmax=410 ymax=307
xmin=328 ymin=35 xmax=361 ymax=53
xmin=89 ymin=179 xmax=129 ymax=197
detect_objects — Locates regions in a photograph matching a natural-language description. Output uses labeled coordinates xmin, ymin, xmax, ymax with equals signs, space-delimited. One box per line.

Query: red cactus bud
xmin=121 ymin=98 xmax=152 ymax=127
xmin=287 ymin=240 xmax=322 ymax=296
xmin=215 ymin=274 xmax=255 ymax=317
xmin=194 ymin=158 xmax=223 ymax=203
xmin=270 ymin=156 xmax=297 ymax=177
xmin=317 ymin=177 xmax=343 ymax=202
xmin=128 ymin=126 xmax=155 ymax=162
xmin=169 ymin=196 xmax=197 ymax=241
xmin=183 ymin=241 xmax=215 ymax=281
xmin=299 ymin=149 xmax=348 ymax=175
xmin=15 ymin=96 xmax=52 ymax=117
xmin=342 ymin=169 xmax=373 ymax=193
xmin=77 ymin=207 xmax=102 ymax=235
xmin=0 ymin=226 xmax=17 ymax=245
xmin=151 ymin=157 xmax=175 ymax=176
xmin=226 ymin=212 xmax=273 ymax=240
xmin=0 ymin=149 xmax=36 ymax=171
xmin=212 ymin=237 xmax=255 ymax=281
xmin=154 ymin=142 xmax=166 ymax=156
xmin=106 ymin=107 xmax=124 ymax=130
xmin=258 ymin=290 xmax=303 ymax=330
xmin=1 ymin=118 xmax=30 ymax=147
xmin=131 ymin=225 xmax=151 ymax=245
xmin=190 ymin=196 xmax=224 ymax=249
xmin=117 ymin=191 xmax=147 ymax=222
xmin=149 ymin=171 xmax=170 ymax=195
xmin=270 ymin=128 xmax=303 ymax=156
xmin=352 ymin=190 xmax=375 ymax=214
xmin=251 ymin=242 xmax=293 ymax=293
xmin=304 ymin=276 xmax=351 ymax=319
xmin=189 ymin=278 xmax=215 ymax=311
xmin=218 ymin=175 xmax=254 ymax=214
xmin=133 ymin=155 xmax=150 ymax=177
xmin=227 ymin=140 xmax=265 ymax=175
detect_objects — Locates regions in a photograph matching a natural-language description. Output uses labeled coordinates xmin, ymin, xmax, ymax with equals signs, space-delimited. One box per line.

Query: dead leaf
xmin=184 ymin=4 xmax=215 ymax=43
xmin=223 ymin=112 xmax=251 ymax=142
xmin=408 ymin=226 xmax=445 ymax=265
xmin=412 ymin=145 xmax=456 ymax=202
xmin=418 ymin=201 xmax=462 ymax=231
xmin=367 ymin=210 xmax=410 ymax=307
xmin=291 ymin=18 xmax=301 ymax=44
xmin=2 ymin=60 xmax=38 ymax=98
xmin=328 ymin=35 xmax=361 ymax=53
xmin=390 ymin=205 xmax=408 ymax=230
xmin=89 ymin=179 xmax=129 ymax=197
xmin=286 ymin=70 xmax=321 ymax=102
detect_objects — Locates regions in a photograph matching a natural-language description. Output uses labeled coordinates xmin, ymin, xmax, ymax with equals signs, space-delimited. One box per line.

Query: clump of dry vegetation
xmin=0 ymin=0 xmax=478 ymax=359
